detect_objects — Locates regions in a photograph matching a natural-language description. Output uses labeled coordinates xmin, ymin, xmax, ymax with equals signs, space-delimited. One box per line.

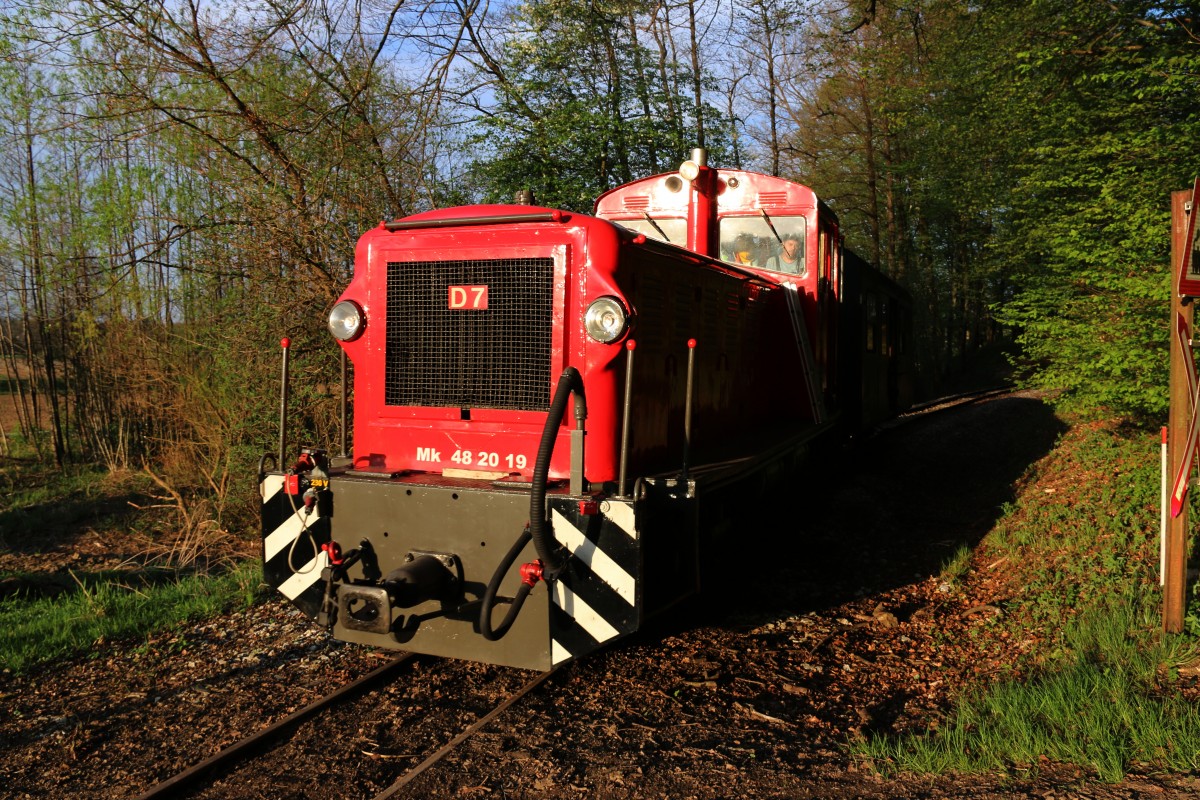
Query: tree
xmin=731 ymin=0 xmax=808 ymax=176
xmin=0 ymin=0 xmax=447 ymax=487
xmin=457 ymin=0 xmax=729 ymax=210
xmin=974 ymin=0 xmax=1200 ymax=417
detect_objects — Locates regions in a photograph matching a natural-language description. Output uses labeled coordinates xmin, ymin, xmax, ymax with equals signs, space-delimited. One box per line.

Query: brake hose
xmin=529 ymin=366 xmax=585 ymax=577
xmin=479 ymin=526 xmax=534 ymax=641
xmin=478 ymin=367 xmax=585 ymax=640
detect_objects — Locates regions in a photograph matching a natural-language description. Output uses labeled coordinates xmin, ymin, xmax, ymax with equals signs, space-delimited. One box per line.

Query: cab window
xmin=718 ymin=215 xmax=806 ymax=274
xmin=612 ymin=217 xmax=687 ymax=245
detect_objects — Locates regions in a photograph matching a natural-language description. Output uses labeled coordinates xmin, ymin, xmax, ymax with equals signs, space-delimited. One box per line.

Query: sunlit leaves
xmin=983 ymin=0 xmax=1200 ymax=418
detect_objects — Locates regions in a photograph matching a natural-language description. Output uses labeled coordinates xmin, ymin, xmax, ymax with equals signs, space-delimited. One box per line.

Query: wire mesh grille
xmin=385 ymin=258 xmax=554 ymax=410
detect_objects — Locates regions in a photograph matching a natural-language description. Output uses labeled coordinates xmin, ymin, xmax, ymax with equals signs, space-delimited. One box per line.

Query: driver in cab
xmin=766 ymin=233 xmax=802 ymax=274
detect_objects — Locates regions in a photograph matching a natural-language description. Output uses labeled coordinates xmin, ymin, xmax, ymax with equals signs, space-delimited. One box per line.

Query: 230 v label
xmin=416 ymin=446 xmax=527 ymax=470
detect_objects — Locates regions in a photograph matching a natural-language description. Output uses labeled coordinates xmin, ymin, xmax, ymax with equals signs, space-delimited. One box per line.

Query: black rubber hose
xmin=257 ymin=452 xmax=277 ymax=486
xmin=479 ymin=368 xmax=584 ymax=641
xmin=530 ymin=367 xmax=584 ymax=577
xmin=479 ymin=526 xmax=534 ymax=641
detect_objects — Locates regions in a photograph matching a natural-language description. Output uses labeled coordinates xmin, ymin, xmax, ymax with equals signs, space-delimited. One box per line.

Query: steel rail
xmin=132 ymin=652 xmax=418 ymax=800
xmin=887 ymin=385 xmax=1016 ymax=427
xmin=371 ymin=666 xmax=561 ymax=800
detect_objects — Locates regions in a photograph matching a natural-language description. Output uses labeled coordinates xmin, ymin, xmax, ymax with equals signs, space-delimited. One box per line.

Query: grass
xmin=0 ymin=560 xmax=265 ymax=673
xmin=861 ymin=597 xmax=1200 ymax=781
xmin=857 ymin=418 xmax=1200 ymax=781
xmin=939 ymin=542 xmax=973 ymax=585
xmin=0 ymin=459 xmax=143 ymax=543
xmin=0 ymin=439 xmax=266 ymax=674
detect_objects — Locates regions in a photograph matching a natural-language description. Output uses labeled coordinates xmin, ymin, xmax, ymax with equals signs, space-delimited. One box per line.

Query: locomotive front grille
xmin=385 ymin=258 xmax=554 ymax=410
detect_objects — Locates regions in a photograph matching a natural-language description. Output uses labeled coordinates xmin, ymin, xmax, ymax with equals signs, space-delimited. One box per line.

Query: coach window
xmin=881 ymin=298 xmax=891 ymax=355
xmin=865 ymin=293 xmax=878 ymax=352
xmin=718 ymin=215 xmax=806 ymax=273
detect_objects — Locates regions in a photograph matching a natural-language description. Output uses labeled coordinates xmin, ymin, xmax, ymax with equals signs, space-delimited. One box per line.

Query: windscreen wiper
xmin=760 ymin=209 xmax=783 ymax=243
xmin=643 ymin=212 xmax=670 ymax=242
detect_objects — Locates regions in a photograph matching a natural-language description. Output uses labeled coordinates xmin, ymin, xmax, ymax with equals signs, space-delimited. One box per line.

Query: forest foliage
xmin=1 ymin=0 xmax=1198 ymax=523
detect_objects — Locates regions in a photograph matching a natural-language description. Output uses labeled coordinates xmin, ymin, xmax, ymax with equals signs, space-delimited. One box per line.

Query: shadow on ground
xmin=721 ymin=391 xmax=1066 ymax=620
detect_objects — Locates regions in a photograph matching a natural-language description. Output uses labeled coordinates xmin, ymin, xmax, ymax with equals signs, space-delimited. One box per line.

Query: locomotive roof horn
xmin=678 ymin=147 xmax=707 ymax=180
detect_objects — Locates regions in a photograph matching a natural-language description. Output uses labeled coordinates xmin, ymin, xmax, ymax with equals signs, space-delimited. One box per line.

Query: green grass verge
xmin=862 ymin=596 xmax=1200 ymax=781
xmin=857 ymin=419 xmax=1200 ymax=781
xmin=0 ymin=559 xmax=265 ymax=674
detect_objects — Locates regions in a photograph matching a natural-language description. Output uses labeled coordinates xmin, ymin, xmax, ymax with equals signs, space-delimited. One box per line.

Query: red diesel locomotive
xmin=260 ymin=150 xmax=912 ymax=670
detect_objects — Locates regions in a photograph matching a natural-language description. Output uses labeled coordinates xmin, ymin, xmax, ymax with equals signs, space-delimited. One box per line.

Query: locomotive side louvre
xmin=614 ymin=242 xmax=813 ymax=474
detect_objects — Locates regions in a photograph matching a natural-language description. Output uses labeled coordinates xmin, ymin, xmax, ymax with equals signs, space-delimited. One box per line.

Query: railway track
xmin=132 ymin=654 xmax=559 ymax=800
xmin=131 ymin=388 xmax=1014 ymax=800
xmin=369 ymin=666 xmax=559 ymax=800
xmin=876 ymin=384 xmax=1017 ymax=432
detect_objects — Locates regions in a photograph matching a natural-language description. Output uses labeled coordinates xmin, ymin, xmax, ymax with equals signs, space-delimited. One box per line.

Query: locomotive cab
xmin=594 ymin=153 xmax=841 ymax=418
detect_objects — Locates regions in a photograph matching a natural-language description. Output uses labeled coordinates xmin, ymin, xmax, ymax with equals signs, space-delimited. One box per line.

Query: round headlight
xmin=328 ymin=300 xmax=364 ymax=342
xmin=585 ymin=297 xmax=629 ymax=344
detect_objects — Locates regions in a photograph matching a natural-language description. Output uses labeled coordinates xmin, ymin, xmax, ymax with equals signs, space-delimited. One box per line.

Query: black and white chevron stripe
xmin=547 ymin=497 xmax=641 ymax=665
xmin=260 ymin=474 xmax=331 ymax=619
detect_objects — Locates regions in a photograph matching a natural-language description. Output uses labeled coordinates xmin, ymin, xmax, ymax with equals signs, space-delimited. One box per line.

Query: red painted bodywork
xmin=334 ymin=196 xmax=819 ymax=487
xmin=260 ymin=161 xmax=916 ymax=670
xmin=595 ymin=169 xmax=845 ymax=410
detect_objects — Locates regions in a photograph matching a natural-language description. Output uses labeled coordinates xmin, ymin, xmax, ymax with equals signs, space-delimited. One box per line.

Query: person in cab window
xmin=733 ymin=234 xmax=756 ymax=266
xmin=766 ymin=233 xmax=802 ymax=274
